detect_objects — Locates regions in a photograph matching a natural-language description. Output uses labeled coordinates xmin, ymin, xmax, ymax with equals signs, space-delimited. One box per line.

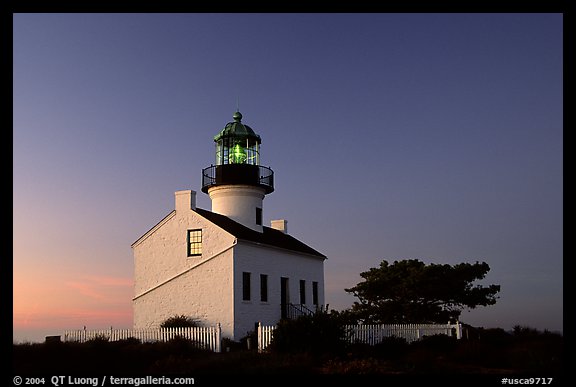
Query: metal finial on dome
xmin=233 ymin=111 xmax=242 ymax=122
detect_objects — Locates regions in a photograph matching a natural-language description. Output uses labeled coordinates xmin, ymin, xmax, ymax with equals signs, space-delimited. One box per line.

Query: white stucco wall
xmin=133 ymin=249 xmax=235 ymax=337
xmin=232 ymin=242 xmax=325 ymax=340
xmin=132 ymin=191 xmax=237 ymax=337
xmin=132 ymin=190 xmax=326 ymax=341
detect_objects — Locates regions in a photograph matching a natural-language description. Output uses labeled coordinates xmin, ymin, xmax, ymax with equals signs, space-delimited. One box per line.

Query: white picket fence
xmin=63 ymin=325 xmax=222 ymax=352
xmin=257 ymin=323 xmax=276 ymax=352
xmin=346 ymin=323 xmax=462 ymax=345
xmin=257 ymin=322 xmax=462 ymax=352
xmin=63 ymin=322 xmax=461 ymax=354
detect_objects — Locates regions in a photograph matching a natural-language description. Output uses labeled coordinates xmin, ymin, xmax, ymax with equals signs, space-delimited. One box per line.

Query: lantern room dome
xmin=214 ymin=111 xmax=261 ymax=143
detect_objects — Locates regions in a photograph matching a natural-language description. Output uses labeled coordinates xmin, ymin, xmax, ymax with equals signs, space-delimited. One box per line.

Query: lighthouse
xmin=132 ymin=110 xmax=326 ymax=340
xmin=201 ymin=111 xmax=274 ymax=232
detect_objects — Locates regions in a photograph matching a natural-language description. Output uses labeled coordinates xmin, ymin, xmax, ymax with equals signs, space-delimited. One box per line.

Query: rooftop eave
xmin=235 ymin=238 xmax=327 ymax=260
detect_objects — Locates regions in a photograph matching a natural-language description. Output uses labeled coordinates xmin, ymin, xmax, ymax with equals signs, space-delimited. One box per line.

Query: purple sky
xmin=13 ymin=13 xmax=563 ymax=342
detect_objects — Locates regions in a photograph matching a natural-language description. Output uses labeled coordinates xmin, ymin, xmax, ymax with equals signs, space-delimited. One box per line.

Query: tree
xmin=160 ymin=315 xmax=201 ymax=328
xmin=345 ymin=259 xmax=500 ymax=324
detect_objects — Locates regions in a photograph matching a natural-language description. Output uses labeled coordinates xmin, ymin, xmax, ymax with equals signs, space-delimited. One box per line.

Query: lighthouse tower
xmin=201 ymin=111 xmax=274 ymax=232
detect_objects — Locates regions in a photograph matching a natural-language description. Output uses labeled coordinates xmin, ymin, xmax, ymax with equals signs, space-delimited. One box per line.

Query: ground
xmin=13 ymin=329 xmax=563 ymax=384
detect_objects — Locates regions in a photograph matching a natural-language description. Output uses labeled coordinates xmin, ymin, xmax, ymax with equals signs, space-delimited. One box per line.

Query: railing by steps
xmin=284 ymin=303 xmax=316 ymax=319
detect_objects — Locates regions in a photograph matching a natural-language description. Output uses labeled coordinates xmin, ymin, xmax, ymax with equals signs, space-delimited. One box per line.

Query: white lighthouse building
xmin=132 ymin=111 xmax=326 ymax=340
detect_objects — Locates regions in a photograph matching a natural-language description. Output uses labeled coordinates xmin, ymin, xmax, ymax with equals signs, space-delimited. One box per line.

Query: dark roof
xmin=214 ymin=111 xmax=261 ymax=143
xmin=195 ymin=208 xmax=326 ymax=258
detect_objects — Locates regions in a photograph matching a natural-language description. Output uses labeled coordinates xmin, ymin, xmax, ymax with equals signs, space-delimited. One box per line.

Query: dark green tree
xmin=345 ymin=259 xmax=500 ymax=323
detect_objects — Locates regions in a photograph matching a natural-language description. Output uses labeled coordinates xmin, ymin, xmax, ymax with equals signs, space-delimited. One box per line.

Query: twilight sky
xmin=13 ymin=13 xmax=563 ymax=342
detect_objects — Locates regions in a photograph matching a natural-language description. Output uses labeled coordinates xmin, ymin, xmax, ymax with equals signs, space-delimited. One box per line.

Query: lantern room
xmin=215 ymin=111 xmax=261 ymax=166
xmin=201 ymin=111 xmax=274 ymax=194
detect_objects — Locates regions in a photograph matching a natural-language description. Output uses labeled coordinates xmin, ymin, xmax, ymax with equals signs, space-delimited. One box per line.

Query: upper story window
xmin=256 ymin=207 xmax=262 ymax=226
xmin=187 ymin=229 xmax=202 ymax=257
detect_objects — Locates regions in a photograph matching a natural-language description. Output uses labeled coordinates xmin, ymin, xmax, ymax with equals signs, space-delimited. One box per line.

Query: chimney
xmin=271 ymin=219 xmax=288 ymax=234
xmin=175 ymin=190 xmax=196 ymax=212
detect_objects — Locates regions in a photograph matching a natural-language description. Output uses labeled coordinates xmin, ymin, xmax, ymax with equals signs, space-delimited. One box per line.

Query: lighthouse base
xmin=208 ymin=185 xmax=266 ymax=232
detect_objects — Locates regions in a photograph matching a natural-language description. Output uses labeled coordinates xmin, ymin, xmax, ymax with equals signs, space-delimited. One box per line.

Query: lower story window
xmin=260 ymin=274 xmax=268 ymax=302
xmin=312 ymin=281 xmax=319 ymax=305
xmin=243 ymin=272 xmax=251 ymax=301
xmin=299 ymin=280 xmax=306 ymax=305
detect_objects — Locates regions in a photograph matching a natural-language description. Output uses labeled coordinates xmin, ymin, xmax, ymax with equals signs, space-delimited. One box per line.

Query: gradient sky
xmin=13 ymin=13 xmax=563 ymax=343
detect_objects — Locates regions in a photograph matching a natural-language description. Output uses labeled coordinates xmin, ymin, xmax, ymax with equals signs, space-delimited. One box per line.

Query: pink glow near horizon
xmin=14 ymin=271 xmax=134 ymax=333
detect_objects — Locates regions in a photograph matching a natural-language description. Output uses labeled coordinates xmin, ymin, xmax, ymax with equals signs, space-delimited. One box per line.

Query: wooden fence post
xmin=455 ymin=322 xmax=462 ymax=340
xmin=257 ymin=322 xmax=262 ymax=352
xmin=216 ymin=323 xmax=221 ymax=353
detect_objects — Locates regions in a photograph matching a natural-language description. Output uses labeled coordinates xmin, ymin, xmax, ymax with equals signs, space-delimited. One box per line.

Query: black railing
xmin=201 ymin=164 xmax=274 ymax=194
xmin=283 ymin=303 xmax=316 ymax=320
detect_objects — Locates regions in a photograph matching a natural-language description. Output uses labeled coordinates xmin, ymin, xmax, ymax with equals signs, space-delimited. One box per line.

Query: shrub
xmin=478 ymin=327 xmax=514 ymax=346
xmin=221 ymin=338 xmax=244 ymax=352
xmin=239 ymin=330 xmax=257 ymax=351
xmin=85 ymin=334 xmax=110 ymax=349
xmin=371 ymin=336 xmax=409 ymax=359
xmin=268 ymin=311 xmax=347 ymax=356
xmin=163 ymin=336 xmax=211 ymax=355
xmin=160 ymin=315 xmax=201 ymax=328
xmin=411 ymin=333 xmax=458 ymax=352
xmin=113 ymin=337 xmax=142 ymax=347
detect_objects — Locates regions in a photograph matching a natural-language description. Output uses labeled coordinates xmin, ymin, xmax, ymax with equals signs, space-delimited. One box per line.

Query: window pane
xmin=256 ymin=207 xmax=262 ymax=226
xmin=243 ymin=272 xmax=251 ymax=301
xmin=260 ymin=274 xmax=268 ymax=302
xmin=299 ymin=280 xmax=306 ymax=305
xmin=312 ymin=281 xmax=318 ymax=305
xmin=188 ymin=229 xmax=202 ymax=256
